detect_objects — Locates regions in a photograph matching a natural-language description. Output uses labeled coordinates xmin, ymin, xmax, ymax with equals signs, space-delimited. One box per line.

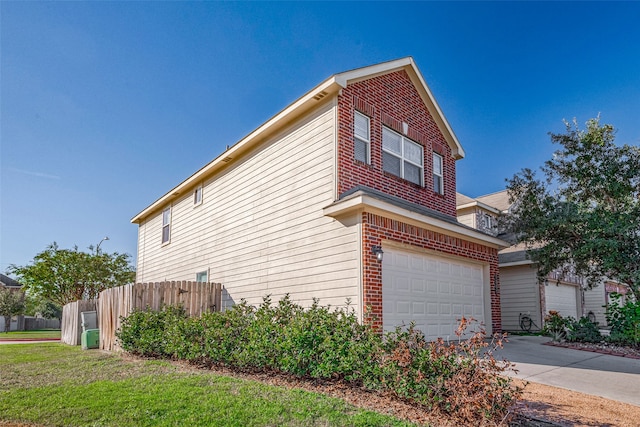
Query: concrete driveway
xmin=494 ymin=335 xmax=640 ymax=406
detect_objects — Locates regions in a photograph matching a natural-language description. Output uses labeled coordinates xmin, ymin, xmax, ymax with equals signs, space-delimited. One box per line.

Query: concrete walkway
xmin=0 ymin=338 xmax=60 ymax=344
xmin=495 ymin=335 xmax=640 ymax=407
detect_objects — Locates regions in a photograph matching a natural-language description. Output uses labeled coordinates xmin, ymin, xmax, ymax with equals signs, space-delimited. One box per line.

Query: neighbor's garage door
xmin=545 ymin=283 xmax=578 ymax=319
xmin=382 ymin=247 xmax=486 ymax=341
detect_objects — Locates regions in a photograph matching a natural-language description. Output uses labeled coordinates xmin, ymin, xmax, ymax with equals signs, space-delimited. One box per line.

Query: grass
xmin=0 ymin=329 xmax=61 ymax=339
xmin=0 ymin=343 xmax=417 ymax=427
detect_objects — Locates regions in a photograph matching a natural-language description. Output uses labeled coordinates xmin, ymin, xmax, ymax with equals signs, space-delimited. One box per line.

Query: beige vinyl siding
xmin=135 ymin=101 xmax=360 ymax=313
xmin=457 ymin=212 xmax=475 ymax=229
xmin=499 ymin=264 xmax=542 ymax=331
xmin=583 ymin=284 xmax=607 ymax=326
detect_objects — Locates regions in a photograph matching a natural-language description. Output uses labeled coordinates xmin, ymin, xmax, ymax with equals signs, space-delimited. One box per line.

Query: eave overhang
xmin=456 ymin=201 xmax=501 ymax=215
xmin=132 ymin=56 xmax=464 ymax=224
xmin=324 ymin=191 xmax=509 ymax=250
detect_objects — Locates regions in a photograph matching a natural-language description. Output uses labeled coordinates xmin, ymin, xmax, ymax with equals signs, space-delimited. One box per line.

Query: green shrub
xmin=116 ymin=295 xmax=522 ymax=424
xmin=566 ymin=316 xmax=602 ymax=343
xmin=542 ymin=310 xmax=570 ymax=341
xmin=117 ymin=305 xmax=187 ymax=357
xmin=606 ymin=293 xmax=640 ymax=347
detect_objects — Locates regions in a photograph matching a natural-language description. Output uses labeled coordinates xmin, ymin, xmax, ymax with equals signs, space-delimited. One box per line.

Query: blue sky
xmin=2 ymin=1 xmax=639 ymax=271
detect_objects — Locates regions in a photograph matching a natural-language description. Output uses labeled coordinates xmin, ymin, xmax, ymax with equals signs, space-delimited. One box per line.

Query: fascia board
xmin=499 ymin=260 xmax=535 ymax=267
xmin=456 ymin=201 xmax=501 ymax=214
xmin=335 ymin=57 xmax=464 ymax=160
xmin=131 ymin=78 xmax=342 ymax=224
xmin=324 ymin=194 xmax=509 ymax=249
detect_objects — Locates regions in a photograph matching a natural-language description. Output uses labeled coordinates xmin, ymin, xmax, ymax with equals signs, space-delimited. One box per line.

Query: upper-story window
xmin=485 ymin=213 xmax=493 ymax=229
xmin=433 ymin=153 xmax=444 ymax=194
xmin=194 ymin=186 xmax=203 ymax=206
xmin=162 ymin=207 xmax=171 ymax=244
xmin=354 ymin=111 xmax=370 ymax=164
xmin=382 ymin=127 xmax=423 ymax=186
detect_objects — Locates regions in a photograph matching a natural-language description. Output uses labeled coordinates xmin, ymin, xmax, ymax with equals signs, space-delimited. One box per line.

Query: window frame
xmin=161 ymin=206 xmax=171 ymax=245
xmin=195 ymin=271 xmax=208 ymax=283
xmin=354 ymin=111 xmax=371 ymax=164
xmin=194 ymin=185 xmax=203 ymax=206
xmin=432 ymin=152 xmax=444 ymax=195
xmin=485 ymin=214 xmax=493 ymax=229
xmin=382 ymin=126 xmax=424 ymax=186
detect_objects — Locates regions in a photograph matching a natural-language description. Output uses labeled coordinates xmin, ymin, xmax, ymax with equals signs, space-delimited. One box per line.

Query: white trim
xmin=432 ymin=152 xmax=443 ymax=194
xmin=354 ymin=111 xmax=371 ymax=164
xmin=324 ymin=192 xmax=509 ymax=249
xmin=382 ymin=126 xmax=424 ymax=186
xmin=499 ymin=260 xmax=535 ymax=267
xmin=456 ymin=201 xmax=501 ymax=215
xmin=193 ymin=185 xmax=203 ymax=206
xmin=132 ymin=56 xmax=464 ymax=224
xmin=161 ymin=206 xmax=171 ymax=245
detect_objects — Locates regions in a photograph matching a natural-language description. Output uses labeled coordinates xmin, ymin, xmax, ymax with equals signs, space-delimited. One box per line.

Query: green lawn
xmin=0 ymin=329 xmax=61 ymax=340
xmin=0 ymin=343 xmax=417 ymax=427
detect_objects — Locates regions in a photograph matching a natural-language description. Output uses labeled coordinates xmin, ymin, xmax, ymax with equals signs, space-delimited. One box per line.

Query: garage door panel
xmin=427 ymin=280 xmax=438 ymax=293
xmin=545 ymin=284 xmax=578 ymax=319
xmin=439 ymin=281 xmax=450 ymax=293
xmin=452 ymin=303 xmax=462 ymax=315
xmin=438 ymin=261 xmax=450 ymax=275
xmin=411 ymin=278 xmax=425 ymax=293
xmin=383 ymin=248 xmax=486 ymax=341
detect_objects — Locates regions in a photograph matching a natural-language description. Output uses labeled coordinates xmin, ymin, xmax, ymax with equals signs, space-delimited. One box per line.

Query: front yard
xmin=0 ymin=343 xmax=414 ymax=427
xmin=0 ymin=330 xmax=61 ymax=340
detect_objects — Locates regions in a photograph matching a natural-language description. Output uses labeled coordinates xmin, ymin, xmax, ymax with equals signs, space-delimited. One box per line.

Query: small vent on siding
xmin=222 ymin=156 xmax=232 ymax=162
xmin=313 ymin=91 xmax=329 ymax=101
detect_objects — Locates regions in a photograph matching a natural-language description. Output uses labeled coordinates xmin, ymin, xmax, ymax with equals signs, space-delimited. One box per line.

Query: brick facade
xmin=337 ymin=70 xmax=457 ymax=217
xmin=335 ymin=68 xmax=502 ymax=335
xmin=361 ymin=212 xmax=502 ymax=334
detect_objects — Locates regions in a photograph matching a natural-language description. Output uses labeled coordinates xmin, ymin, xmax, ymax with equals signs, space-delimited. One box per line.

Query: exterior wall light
xmin=372 ymin=245 xmax=384 ymax=262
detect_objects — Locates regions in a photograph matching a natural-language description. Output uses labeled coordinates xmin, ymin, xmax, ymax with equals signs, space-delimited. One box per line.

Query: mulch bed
xmin=543 ymin=341 xmax=640 ymax=359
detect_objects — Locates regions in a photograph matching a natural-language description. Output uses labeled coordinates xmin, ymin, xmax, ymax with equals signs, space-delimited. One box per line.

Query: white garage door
xmin=382 ymin=247 xmax=486 ymax=341
xmin=545 ymin=283 xmax=578 ymax=319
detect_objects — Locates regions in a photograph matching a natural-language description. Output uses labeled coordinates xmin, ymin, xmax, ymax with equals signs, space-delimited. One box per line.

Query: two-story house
xmin=132 ymin=57 xmax=507 ymax=340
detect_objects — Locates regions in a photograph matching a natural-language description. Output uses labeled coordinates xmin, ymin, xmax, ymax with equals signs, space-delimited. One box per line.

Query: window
xmin=162 ymin=207 xmax=171 ymax=244
xmin=382 ymin=127 xmax=423 ymax=185
xmin=195 ymin=271 xmax=208 ymax=283
xmin=354 ymin=111 xmax=370 ymax=164
xmin=194 ymin=186 xmax=203 ymax=206
xmin=485 ymin=214 xmax=493 ymax=229
xmin=433 ymin=153 xmax=444 ymax=194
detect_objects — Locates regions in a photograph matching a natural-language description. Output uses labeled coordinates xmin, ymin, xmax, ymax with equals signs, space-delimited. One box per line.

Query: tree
xmin=0 ymin=288 xmax=25 ymax=333
xmin=505 ymin=117 xmax=640 ymax=300
xmin=25 ymin=293 xmax=62 ymax=322
xmin=8 ymin=242 xmax=136 ymax=306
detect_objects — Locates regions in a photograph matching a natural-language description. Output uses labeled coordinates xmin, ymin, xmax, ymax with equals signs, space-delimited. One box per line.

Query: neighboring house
xmin=456 ymin=190 xmax=624 ymax=331
xmin=0 ymin=274 xmax=25 ymax=331
xmin=132 ymin=57 xmax=507 ymax=340
xmin=584 ymin=279 xmax=631 ymax=326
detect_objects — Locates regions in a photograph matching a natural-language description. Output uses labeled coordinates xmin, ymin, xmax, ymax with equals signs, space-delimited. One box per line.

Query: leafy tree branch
xmin=505 ymin=117 xmax=640 ymax=300
xmin=8 ymin=242 xmax=136 ymax=306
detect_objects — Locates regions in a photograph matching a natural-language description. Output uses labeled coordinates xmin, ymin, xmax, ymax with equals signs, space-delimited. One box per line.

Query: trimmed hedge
xmin=117 ymin=295 xmax=522 ymax=424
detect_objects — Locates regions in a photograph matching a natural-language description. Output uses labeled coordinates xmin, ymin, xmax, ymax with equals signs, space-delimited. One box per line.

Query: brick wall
xmin=337 ymin=70 xmax=457 ymax=217
xmin=361 ymin=212 xmax=502 ymax=334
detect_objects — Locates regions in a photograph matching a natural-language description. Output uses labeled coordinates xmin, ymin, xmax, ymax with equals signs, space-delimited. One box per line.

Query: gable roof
xmin=132 ymin=57 xmax=464 ymax=224
xmin=475 ymin=190 xmax=511 ymax=212
xmin=0 ymin=274 xmax=22 ymax=288
xmin=455 ymin=192 xmax=501 ymax=214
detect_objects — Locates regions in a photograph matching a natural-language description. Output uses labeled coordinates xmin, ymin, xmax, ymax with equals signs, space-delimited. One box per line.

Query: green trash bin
xmin=81 ymin=329 xmax=100 ymax=350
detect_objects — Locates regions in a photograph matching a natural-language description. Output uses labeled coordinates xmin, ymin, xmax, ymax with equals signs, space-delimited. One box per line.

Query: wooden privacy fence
xmin=98 ymin=281 xmax=223 ymax=351
xmin=61 ymin=299 xmax=97 ymax=345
